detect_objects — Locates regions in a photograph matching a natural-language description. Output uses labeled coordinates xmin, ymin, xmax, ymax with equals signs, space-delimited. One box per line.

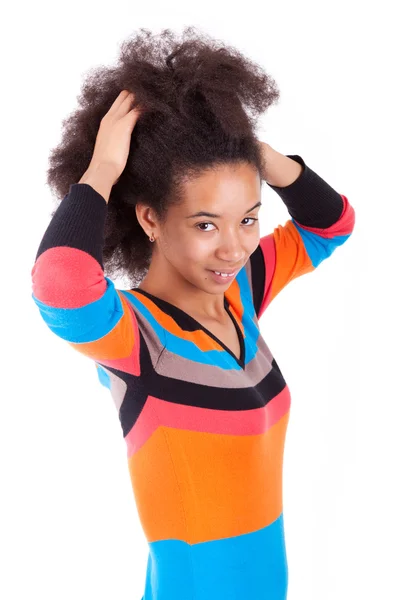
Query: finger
xmin=114 ymin=92 xmax=137 ymax=120
xmin=123 ymin=106 xmax=142 ymax=129
xmin=108 ymin=90 xmax=132 ymax=117
xmin=115 ymin=92 xmax=135 ymax=118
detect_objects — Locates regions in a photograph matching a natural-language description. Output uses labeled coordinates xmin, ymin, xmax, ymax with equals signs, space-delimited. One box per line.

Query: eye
xmin=242 ymin=217 xmax=258 ymax=226
xmin=195 ymin=217 xmax=258 ymax=232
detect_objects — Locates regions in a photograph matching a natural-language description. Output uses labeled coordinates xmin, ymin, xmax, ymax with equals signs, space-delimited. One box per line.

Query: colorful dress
xmin=31 ymin=154 xmax=355 ymax=599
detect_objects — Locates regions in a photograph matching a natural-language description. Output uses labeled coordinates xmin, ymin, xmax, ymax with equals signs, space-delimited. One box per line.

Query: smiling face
xmin=135 ymin=161 xmax=262 ymax=310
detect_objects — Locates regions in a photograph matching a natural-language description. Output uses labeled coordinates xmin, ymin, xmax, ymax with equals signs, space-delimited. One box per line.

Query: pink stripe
xmin=31 ymin=247 xmax=107 ymax=308
xmin=259 ymin=234 xmax=276 ymax=313
xmin=125 ymin=385 xmax=291 ymax=457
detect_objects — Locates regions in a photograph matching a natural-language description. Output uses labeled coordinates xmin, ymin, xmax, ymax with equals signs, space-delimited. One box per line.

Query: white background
xmin=1 ymin=1 xmax=399 ymax=599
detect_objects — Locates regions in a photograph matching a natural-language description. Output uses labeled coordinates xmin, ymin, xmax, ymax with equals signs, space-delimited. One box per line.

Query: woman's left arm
xmin=247 ymin=142 xmax=356 ymax=320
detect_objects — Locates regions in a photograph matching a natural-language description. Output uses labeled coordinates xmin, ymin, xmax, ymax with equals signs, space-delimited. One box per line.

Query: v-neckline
xmin=131 ymin=287 xmax=246 ymax=370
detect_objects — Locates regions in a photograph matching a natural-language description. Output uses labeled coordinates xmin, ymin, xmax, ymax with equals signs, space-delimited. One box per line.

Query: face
xmin=139 ymin=162 xmax=262 ymax=295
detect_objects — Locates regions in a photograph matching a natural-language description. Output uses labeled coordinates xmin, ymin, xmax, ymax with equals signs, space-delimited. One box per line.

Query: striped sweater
xmin=31 ymin=154 xmax=355 ymax=600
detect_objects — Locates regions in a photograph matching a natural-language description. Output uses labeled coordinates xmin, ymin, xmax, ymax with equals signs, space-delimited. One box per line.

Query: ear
xmin=135 ymin=203 xmax=158 ymax=237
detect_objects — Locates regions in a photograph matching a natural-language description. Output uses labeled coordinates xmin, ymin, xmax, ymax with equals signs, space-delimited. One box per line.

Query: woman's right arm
xmin=31 ymin=90 xmax=143 ymax=370
xmin=30 ymin=173 xmax=140 ymax=369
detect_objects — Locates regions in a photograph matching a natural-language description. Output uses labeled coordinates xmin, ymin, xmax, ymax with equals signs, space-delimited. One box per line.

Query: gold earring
xmin=149 ymin=232 xmax=155 ymax=242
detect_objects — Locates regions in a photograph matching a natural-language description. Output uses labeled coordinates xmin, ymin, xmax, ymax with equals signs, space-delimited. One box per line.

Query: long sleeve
xmin=31 ymin=183 xmax=141 ymax=381
xmin=249 ymin=155 xmax=356 ymax=319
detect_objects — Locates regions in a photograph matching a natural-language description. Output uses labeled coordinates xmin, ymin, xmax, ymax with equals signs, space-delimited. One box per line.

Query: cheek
xmin=162 ymin=227 xmax=208 ymax=265
xmin=251 ymin=235 xmax=260 ymax=253
xmin=181 ymin=239 xmax=210 ymax=266
xmin=163 ymin=226 xmax=259 ymax=267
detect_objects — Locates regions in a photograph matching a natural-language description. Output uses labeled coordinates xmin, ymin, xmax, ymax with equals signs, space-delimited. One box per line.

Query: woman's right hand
xmin=84 ymin=90 xmax=143 ymax=187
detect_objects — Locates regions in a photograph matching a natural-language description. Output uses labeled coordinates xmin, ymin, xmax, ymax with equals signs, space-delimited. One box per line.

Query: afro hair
xmin=46 ymin=26 xmax=281 ymax=287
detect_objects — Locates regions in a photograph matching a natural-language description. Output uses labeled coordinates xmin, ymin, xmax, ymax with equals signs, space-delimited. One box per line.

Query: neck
xmin=138 ymin=257 xmax=227 ymax=319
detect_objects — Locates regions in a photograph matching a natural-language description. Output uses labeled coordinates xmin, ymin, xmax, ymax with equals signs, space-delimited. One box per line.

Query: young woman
xmin=31 ymin=27 xmax=355 ymax=600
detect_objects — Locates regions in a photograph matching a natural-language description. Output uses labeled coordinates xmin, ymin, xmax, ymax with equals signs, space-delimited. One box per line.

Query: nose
xmin=216 ymin=232 xmax=246 ymax=263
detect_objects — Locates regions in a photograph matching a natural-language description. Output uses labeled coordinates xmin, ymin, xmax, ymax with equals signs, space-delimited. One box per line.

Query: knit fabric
xmin=31 ymin=155 xmax=355 ymax=600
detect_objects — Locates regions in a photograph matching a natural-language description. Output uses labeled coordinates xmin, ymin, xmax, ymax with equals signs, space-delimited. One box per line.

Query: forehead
xmin=177 ymin=162 xmax=261 ymax=212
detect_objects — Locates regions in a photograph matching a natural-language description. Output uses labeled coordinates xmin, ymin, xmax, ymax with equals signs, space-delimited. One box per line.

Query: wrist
xmin=78 ymin=163 xmax=115 ymax=203
xmin=261 ymin=145 xmax=303 ymax=187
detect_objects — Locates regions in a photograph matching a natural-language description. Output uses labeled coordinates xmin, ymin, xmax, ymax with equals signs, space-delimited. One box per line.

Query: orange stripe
xmin=270 ymin=220 xmax=314 ymax=304
xmin=127 ymin=410 xmax=289 ymax=544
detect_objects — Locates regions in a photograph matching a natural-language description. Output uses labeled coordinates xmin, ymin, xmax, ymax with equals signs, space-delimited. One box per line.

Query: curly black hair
xmin=46 ymin=26 xmax=281 ymax=288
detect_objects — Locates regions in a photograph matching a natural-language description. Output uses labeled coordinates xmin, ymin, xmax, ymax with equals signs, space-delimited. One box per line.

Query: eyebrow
xmin=185 ymin=201 xmax=262 ymax=219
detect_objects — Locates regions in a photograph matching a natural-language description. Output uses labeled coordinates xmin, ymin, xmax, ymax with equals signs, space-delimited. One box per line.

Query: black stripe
xmin=249 ymin=246 xmax=266 ymax=319
xmin=102 ymin=344 xmax=287 ymax=437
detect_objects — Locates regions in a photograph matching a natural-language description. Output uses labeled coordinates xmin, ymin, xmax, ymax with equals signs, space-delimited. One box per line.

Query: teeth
xmin=214 ymin=271 xmax=235 ymax=277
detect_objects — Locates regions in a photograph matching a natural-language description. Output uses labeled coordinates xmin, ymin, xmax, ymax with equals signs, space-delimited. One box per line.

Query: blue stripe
xmin=121 ymin=290 xmax=241 ymax=370
xmin=142 ymin=513 xmax=288 ymax=599
xmin=236 ymin=267 xmax=261 ymax=363
xmin=293 ymin=220 xmax=351 ymax=268
xmin=96 ymin=364 xmax=111 ymax=389
xmin=32 ymin=277 xmax=124 ymax=343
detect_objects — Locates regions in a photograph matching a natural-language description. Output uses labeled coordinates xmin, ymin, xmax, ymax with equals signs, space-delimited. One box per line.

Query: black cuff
xmin=35 ymin=183 xmax=108 ymax=269
xmin=266 ymin=154 xmax=344 ymax=228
